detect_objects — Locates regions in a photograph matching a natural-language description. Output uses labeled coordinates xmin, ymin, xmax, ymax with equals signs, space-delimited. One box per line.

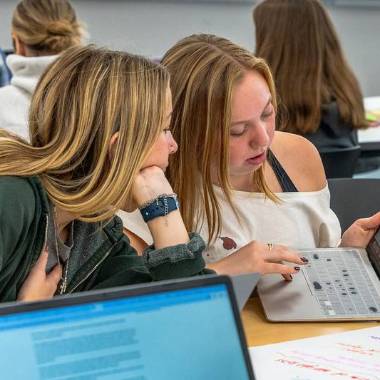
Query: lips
xmin=246 ymin=151 xmax=267 ymax=165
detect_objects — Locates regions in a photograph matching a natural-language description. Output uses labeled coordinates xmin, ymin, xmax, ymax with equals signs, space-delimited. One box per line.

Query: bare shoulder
xmin=270 ymin=131 xmax=326 ymax=192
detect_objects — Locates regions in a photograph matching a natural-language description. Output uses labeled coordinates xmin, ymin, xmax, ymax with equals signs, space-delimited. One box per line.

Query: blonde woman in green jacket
xmin=0 ymin=45 xmax=211 ymax=303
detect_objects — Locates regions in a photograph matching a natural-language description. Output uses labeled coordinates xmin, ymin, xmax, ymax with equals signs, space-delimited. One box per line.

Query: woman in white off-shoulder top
xmin=119 ymin=34 xmax=380 ymax=279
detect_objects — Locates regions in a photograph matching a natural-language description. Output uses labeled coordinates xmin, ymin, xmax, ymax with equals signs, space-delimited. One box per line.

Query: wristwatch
xmin=139 ymin=194 xmax=180 ymax=223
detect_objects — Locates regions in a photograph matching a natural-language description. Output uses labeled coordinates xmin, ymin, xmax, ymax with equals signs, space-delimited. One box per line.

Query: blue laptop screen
xmin=0 ymin=283 xmax=251 ymax=380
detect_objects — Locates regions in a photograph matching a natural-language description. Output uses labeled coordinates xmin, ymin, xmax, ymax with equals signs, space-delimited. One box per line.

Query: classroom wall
xmin=1 ymin=0 xmax=380 ymax=96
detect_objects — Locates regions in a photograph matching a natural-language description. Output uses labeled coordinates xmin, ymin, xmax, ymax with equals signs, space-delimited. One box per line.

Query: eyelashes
xmin=261 ymin=110 xmax=274 ymax=120
xmin=230 ymin=125 xmax=248 ymax=137
xmin=229 ymin=105 xmax=275 ymax=136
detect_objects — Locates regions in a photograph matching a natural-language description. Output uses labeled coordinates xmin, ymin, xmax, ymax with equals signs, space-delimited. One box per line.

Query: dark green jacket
xmin=0 ymin=176 xmax=211 ymax=302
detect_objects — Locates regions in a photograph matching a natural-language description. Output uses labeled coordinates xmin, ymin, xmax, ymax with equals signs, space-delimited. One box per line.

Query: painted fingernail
xmin=301 ymin=257 xmax=309 ymax=263
xmin=294 ymin=266 xmax=300 ymax=271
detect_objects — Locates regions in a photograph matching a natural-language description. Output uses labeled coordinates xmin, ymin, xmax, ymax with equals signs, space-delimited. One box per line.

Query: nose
xmin=249 ymin=122 xmax=270 ymax=149
xmin=167 ymin=131 xmax=178 ymax=154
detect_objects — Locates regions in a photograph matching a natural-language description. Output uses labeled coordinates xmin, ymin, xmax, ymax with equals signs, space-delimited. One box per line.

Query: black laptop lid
xmin=0 ymin=275 xmax=254 ymax=380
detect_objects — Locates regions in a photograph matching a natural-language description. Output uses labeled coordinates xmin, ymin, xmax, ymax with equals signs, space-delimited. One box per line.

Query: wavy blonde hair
xmin=12 ymin=0 xmax=83 ymax=55
xmin=162 ymin=34 xmax=277 ymax=243
xmin=0 ymin=45 xmax=169 ymax=222
xmin=254 ymin=0 xmax=366 ymax=134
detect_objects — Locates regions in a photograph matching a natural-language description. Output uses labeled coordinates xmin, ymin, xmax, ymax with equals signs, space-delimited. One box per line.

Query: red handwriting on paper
xmin=337 ymin=343 xmax=380 ymax=356
xmin=275 ymin=358 xmax=371 ymax=380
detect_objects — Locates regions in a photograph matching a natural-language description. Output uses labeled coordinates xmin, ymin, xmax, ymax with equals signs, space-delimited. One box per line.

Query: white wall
xmin=328 ymin=6 xmax=380 ymax=97
xmin=1 ymin=0 xmax=380 ymax=95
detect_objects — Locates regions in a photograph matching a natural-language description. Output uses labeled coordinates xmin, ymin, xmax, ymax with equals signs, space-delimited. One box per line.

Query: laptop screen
xmin=0 ymin=283 xmax=251 ymax=380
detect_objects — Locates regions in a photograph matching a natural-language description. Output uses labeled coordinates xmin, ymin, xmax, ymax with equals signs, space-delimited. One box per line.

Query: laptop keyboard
xmin=301 ymin=249 xmax=380 ymax=317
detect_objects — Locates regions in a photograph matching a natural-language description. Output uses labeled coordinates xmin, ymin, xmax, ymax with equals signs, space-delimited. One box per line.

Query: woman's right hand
xmin=208 ymin=240 xmax=307 ymax=279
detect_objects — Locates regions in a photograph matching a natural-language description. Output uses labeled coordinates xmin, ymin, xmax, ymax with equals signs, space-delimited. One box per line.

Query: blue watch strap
xmin=140 ymin=195 xmax=180 ymax=223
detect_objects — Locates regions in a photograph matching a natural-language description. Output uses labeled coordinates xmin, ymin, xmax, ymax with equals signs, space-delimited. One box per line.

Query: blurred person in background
xmin=0 ymin=0 xmax=84 ymax=140
xmin=253 ymin=0 xmax=367 ymax=151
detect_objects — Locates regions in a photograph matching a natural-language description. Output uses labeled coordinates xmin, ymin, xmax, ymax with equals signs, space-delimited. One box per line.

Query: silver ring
xmin=267 ymin=243 xmax=274 ymax=252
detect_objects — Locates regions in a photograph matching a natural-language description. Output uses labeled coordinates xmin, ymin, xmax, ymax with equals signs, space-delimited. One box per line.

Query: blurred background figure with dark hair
xmin=253 ymin=0 xmax=367 ymax=152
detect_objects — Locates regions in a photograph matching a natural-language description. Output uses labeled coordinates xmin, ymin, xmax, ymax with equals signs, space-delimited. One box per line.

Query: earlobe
xmin=12 ymin=34 xmax=26 ymax=56
xmin=108 ymin=132 xmax=120 ymax=160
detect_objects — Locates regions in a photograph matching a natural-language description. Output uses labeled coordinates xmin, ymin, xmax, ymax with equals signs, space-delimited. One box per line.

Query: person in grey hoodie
xmin=0 ymin=0 xmax=83 ymax=140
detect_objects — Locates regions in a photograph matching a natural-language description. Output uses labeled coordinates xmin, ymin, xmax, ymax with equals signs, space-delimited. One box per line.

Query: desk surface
xmin=241 ymin=297 xmax=379 ymax=347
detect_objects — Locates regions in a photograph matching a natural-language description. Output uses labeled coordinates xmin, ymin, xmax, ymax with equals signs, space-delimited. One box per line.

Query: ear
xmin=12 ymin=33 xmax=27 ymax=56
xmin=108 ymin=132 xmax=119 ymax=160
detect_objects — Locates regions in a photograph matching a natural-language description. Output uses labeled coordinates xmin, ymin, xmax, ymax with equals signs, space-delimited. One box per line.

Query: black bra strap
xmin=267 ymin=150 xmax=298 ymax=192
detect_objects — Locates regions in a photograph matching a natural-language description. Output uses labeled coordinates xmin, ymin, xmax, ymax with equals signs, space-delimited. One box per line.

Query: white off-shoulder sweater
xmin=118 ymin=184 xmax=341 ymax=263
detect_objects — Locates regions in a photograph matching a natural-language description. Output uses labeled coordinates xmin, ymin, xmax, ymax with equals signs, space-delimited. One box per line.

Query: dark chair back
xmin=328 ymin=178 xmax=380 ymax=231
xmin=320 ymin=146 xmax=361 ymax=178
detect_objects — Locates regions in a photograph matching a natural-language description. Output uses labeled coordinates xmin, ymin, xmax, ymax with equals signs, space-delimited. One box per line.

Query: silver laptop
xmin=231 ymin=273 xmax=260 ymax=311
xmin=258 ymin=229 xmax=380 ymax=321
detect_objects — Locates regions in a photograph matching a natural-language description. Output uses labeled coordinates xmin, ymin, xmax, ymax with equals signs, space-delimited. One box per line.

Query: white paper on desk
xmin=250 ymin=326 xmax=380 ymax=380
xmin=359 ymin=127 xmax=380 ymax=143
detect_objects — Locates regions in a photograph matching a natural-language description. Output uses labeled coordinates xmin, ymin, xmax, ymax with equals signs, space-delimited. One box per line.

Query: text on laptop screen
xmin=0 ymin=284 xmax=250 ymax=380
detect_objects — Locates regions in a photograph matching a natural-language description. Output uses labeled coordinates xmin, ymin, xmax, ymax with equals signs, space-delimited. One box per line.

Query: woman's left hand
xmin=17 ymin=248 xmax=62 ymax=302
xmin=131 ymin=166 xmax=174 ymax=207
xmin=340 ymin=212 xmax=380 ymax=248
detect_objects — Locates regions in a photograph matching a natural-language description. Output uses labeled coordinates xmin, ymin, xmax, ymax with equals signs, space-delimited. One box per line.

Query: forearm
xmin=146 ymin=209 xmax=189 ymax=249
xmin=132 ymin=166 xmax=189 ymax=249
xmin=206 ymin=260 xmax=226 ymax=275
xmin=206 ymin=257 xmax=243 ymax=276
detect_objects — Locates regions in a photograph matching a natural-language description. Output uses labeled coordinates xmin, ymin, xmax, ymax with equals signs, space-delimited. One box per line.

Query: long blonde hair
xmin=0 ymin=45 xmax=169 ymax=222
xmin=254 ymin=0 xmax=366 ymax=134
xmin=12 ymin=0 xmax=83 ymax=55
xmin=162 ymin=34 xmax=277 ymax=243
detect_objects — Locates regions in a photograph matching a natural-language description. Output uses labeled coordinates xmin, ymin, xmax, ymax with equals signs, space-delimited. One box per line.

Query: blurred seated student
xmin=253 ymin=0 xmax=367 ymax=151
xmin=0 ymin=48 xmax=10 ymax=86
xmin=0 ymin=0 xmax=83 ymax=140
xmin=0 ymin=45 xmax=212 ymax=303
xmin=119 ymin=34 xmax=380 ymax=278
